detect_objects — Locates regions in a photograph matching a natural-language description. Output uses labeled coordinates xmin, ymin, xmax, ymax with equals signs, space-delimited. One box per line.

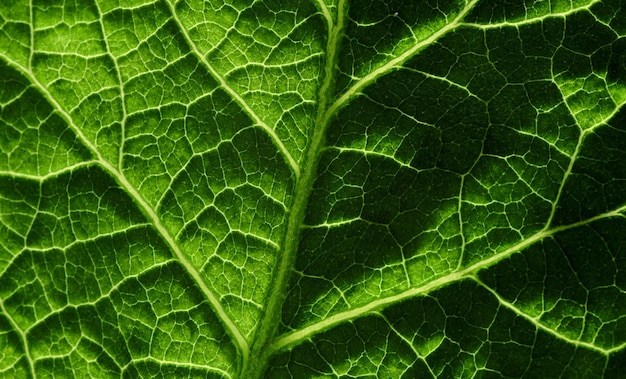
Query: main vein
xmin=242 ymin=0 xmax=349 ymax=376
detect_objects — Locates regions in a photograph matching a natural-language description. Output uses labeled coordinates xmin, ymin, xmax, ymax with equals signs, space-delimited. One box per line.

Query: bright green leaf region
xmin=2 ymin=0 xmax=626 ymax=377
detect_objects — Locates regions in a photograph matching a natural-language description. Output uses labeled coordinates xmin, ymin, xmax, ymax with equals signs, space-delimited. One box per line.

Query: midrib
xmin=244 ymin=0 xmax=483 ymax=374
xmin=242 ymin=0 xmax=349 ymax=377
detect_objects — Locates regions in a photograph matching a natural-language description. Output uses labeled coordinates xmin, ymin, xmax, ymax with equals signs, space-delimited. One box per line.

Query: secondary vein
xmin=164 ymin=0 xmax=301 ymax=179
xmin=0 ymin=296 xmax=35 ymax=378
xmin=323 ymin=0 xmax=481 ymax=123
xmin=267 ymin=205 xmax=626 ymax=353
xmin=0 ymin=53 xmax=250 ymax=369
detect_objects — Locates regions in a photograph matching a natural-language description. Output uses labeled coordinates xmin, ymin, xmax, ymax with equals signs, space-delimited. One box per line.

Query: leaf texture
xmin=1 ymin=0 xmax=625 ymax=377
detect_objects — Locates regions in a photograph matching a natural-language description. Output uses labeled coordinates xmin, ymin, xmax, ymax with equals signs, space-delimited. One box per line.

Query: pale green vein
xmin=268 ymin=269 xmax=467 ymax=355
xmin=124 ymin=357 xmax=232 ymax=379
xmin=0 ymin=53 xmax=107 ymax=164
xmin=27 ymin=0 xmax=34 ymax=69
xmin=314 ymin=0 xmax=333 ymax=28
xmin=455 ymin=174 xmax=468 ymax=271
xmin=164 ymin=0 xmax=300 ymax=179
xmin=508 ymin=126 xmax=573 ymax=159
xmin=324 ymin=0 xmax=481 ymax=122
xmin=326 ymin=146 xmax=424 ymax=172
xmin=223 ymin=53 xmax=324 ymax=76
xmin=93 ymin=0 xmax=128 ymax=172
xmin=477 ymin=153 xmax=553 ymax=204
xmin=402 ymin=66 xmax=479 ymax=98
xmin=0 ymin=161 xmax=99 ymax=181
xmin=459 ymin=0 xmax=602 ymax=30
xmin=268 ymin=205 xmax=626 ymax=354
xmin=543 ymin=73 xmax=626 ymax=229
xmin=23 ymin=224 xmax=152 ymax=254
xmin=380 ymin=314 xmax=440 ymax=378
xmin=587 ymin=100 xmax=626 ymax=133
xmin=226 ymin=230 xmax=280 ymax=251
xmin=301 ymin=217 xmax=373 ymax=229
xmin=472 ymin=276 xmax=610 ymax=354
xmin=0 ymin=297 xmax=35 ymax=378
xmin=0 ymin=245 xmax=25 ymax=274
xmin=21 ymin=260 xmax=177 ymax=327
xmin=242 ymin=0 xmax=348 ymax=377
xmin=0 ymin=52 xmax=249 ymax=369
xmin=543 ymin=76 xmax=587 ymax=228
xmin=98 ymin=162 xmax=250 ymax=367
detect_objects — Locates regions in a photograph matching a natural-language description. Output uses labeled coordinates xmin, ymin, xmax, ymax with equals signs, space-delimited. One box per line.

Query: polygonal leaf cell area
xmin=1 ymin=0 xmax=625 ymax=378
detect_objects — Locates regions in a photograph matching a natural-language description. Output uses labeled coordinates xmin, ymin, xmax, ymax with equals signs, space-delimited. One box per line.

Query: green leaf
xmin=1 ymin=0 xmax=625 ymax=377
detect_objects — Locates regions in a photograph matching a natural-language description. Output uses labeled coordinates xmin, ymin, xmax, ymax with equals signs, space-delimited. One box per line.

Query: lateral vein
xmin=0 ymin=297 xmax=35 ymax=378
xmin=268 ymin=205 xmax=626 ymax=353
xmin=473 ymin=276 xmax=610 ymax=355
xmin=164 ymin=0 xmax=300 ymax=178
xmin=0 ymin=52 xmax=250 ymax=367
xmin=324 ymin=0 xmax=481 ymax=122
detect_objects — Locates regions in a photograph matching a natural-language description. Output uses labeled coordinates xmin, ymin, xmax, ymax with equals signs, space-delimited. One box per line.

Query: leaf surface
xmin=1 ymin=0 xmax=626 ymax=377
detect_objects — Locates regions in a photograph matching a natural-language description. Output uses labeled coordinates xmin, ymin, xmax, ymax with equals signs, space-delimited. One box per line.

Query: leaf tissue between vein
xmin=0 ymin=0 xmax=626 ymax=378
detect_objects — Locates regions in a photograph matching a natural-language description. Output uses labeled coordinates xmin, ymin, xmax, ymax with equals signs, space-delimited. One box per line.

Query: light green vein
xmin=164 ymin=0 xmax=300 ymax=179
xmin=100 ymin=162 xmax=251 ymax=368
xmin=21 ymin=259 xmax=177 ymax=333
xmin=0 ymin=297 xmax=35 ymax=378
xmin=314 ymin=0 xmax=334 ymax=28
xmin=379 ymin=314 xmax=440 ymax=378
xmin=23 ymin=223 xmax=152 ymax=255
xmin=0 ymin=161 xmax=99 ymax=181
xmin=459 ymin=0 xmax=602 ymax=30
xmin=268 ymin=205 xmax=626 ymax=354
xmin=326 ymin=146 xmax=423 ymax=172
xmin=93 ymin=0 xmax=128 ymax=171
xmin=543 ymin=130 xmax=586 ymax=229
xmin=324 ymin=0 xmax=481 ymax=123
xmin=545 ymin=72 xmax=626 ymax=229
xmin=0 ymin=53 xmax=249 ymax=369
xmin=241 ymin=0 xmax=349 ymax=377
xmin=472 ymin=276 xmax=610 ymax=354
xmin=124 ymin=357 xmax=232 ymax=379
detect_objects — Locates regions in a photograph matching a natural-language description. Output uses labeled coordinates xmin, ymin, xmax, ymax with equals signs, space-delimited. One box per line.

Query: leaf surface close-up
xmin=1 ymin=0 xmax=626 ymax=377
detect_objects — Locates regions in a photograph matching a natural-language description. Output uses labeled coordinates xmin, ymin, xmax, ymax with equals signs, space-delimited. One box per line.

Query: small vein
xmin=543 ymin=129 xmax=586 ymax=229
xmin=164 ymin=0 xmax=300 ymax=178
xmin=0 ymin=52 xmax=250 ymax=366
xmin=459 ymin=0 xmax=603 ymax=30
xmin=472 ymin=276 xmax=609 ymax=354
xmin=92 ymin=0 xmax=128 ymax=172
xmin=28 ymin=0 xmax=34 ymax=69
xmin=324 ymin=0 xmax=481 ymax=122
xmin=23 ymin=259 xmax=177 ymax=334
xmin=379 ymin=313 xmax=439 ymax=378
xmin=123 ymin=357 xmax=232 ymax=379
xmin=0 ymin=297 xmax=35 ymax=378
xmin=99 ymin=161 xmax=251 ymax=365
xmin=268 ymin=204 xmax=626 ymax=354
xmin=0 ymin=161 xmax=99 ymax=181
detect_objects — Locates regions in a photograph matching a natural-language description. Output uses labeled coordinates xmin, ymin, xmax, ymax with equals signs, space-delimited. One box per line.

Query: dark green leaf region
xmin=1 ymin=0 xmax=626 ymax=377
